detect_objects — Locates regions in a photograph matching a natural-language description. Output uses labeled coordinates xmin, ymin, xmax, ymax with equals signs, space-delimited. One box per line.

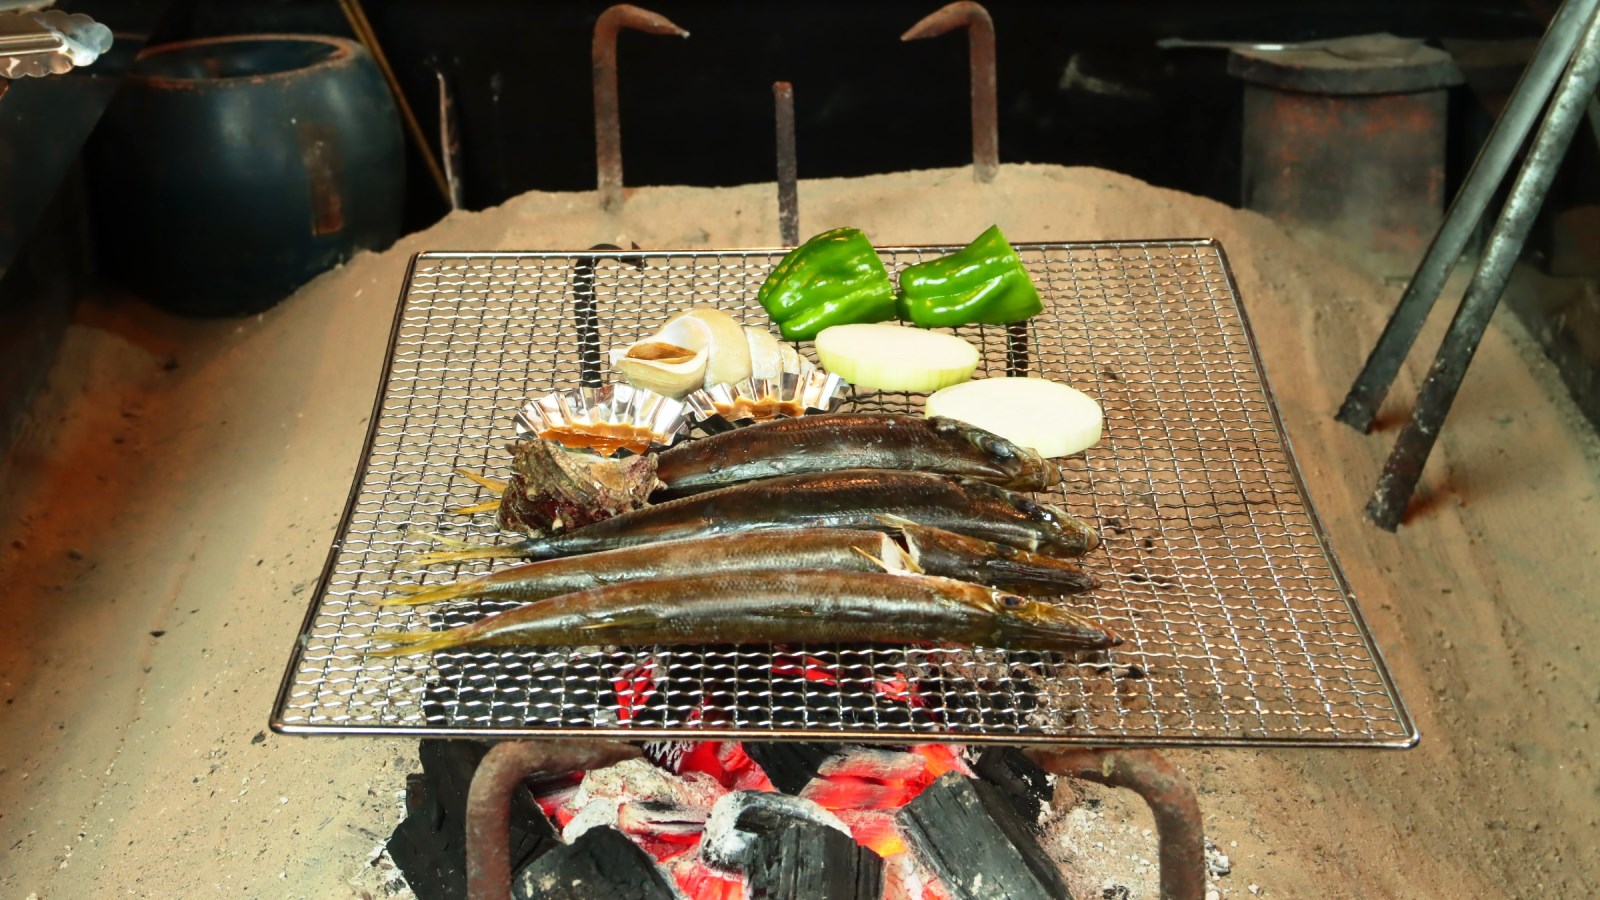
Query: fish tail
xmin=406 ymin=528 xmax=475 ymax=549
xmin=454 ymin=467 xmax=509 ymax=494
xmin=409 ymin=544 xmax=527 ymax=566
xmin=376 ymin=575 xmax=487 ymax=606
xmin=448 ymin=499 xmax=503 ymax=516
xmin=403 ymin=529 xmax=528 ymax=566
xmin=367 ymin=630 xmax=463 ymax=658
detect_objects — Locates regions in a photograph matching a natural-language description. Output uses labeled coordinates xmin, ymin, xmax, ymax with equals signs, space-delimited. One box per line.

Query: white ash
xmin=699 ymin=789 xmax=850 ymax=873
xmin=1205 ymin=836 xmax=1232 ymax=877
xmin=617 ymin=798 xmax=710 ymax=837
xmin=570 ymin=757 xmax=727 ymax=811
xmin=816 ymin=747 xmax=926 ymax=782
xmin=641 ymin=739 xmax=697 ymax=773
xmin=562 ymin=797 xmax=621 ymax=843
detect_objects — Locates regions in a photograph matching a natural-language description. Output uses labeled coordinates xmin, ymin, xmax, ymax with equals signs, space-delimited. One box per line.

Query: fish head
xmin=961 ymin=478 xmax=1100 ymax=556
xmin=975 ymin=589 xmax=1121 ymax=651
xmin=929 ymin=417 xmax=1058 ymax=489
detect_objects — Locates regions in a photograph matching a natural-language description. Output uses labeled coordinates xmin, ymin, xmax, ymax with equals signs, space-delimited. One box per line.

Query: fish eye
xmin=999 ymin=594 xmax=1027 ymax=609
xmin=982 ymin=436 xmax=1015 ymax=460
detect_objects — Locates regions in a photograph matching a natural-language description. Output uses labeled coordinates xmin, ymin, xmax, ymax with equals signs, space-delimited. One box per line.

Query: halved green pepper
xmin=757 ymin=226 xmax=897 ymax=341
xmin=895 ymin=224 xmax=1042 ymax=327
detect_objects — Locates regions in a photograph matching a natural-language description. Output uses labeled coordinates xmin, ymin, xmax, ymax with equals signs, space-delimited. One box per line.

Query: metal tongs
xmin=0 ymin=8 xmax=113 ymax=78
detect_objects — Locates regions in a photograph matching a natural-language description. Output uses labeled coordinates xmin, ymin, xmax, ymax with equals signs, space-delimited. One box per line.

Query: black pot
xmin=89 ymin=34 xmax=404 ymax=316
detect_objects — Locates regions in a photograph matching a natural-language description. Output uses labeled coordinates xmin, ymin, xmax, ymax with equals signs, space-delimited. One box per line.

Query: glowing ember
xmin=525 ymin=740 xmax=980 ymax=899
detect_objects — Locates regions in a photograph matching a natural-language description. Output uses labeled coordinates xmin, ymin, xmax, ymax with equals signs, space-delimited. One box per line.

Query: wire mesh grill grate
xmin=270 ymin=240 xmax=1415 ymax=747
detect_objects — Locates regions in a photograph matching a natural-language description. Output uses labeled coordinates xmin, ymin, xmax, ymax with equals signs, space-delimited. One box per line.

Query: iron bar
xmin=1366 ymin=4 xmax=1600 ymax=530
xmin=1336 ymin=0 xmax=1600 ymax=432
xmin=432 ymin=63 xmax=464 ymax=210
xmin=774 ymin=81 xmax=800 ymax=247
xmin=465 ymin=740 xmax=642 ymax=900
xmin=336 ymin=0 xmax=451 ymax=204
xmin=902 ymin=2 xmax=999 ymax=183
xmin=593 ymin=5 xmax=689 ymax=211
xmin=572 ymin=244 xmax=646 ymax=388
xmin=1028 ymin=748 xmax=1206 ymax=900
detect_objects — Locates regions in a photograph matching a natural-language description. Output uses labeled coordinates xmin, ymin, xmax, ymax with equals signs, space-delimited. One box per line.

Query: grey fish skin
xmin=651 ymin=413 xmax=1057 ymax=498
xmin=502 ymin=469 xmax=1099 ymax=562
xmin=896 ymin=521 xmax=1099 ymax=595
xmin=370 ymin=570 xmax=1119 ymax=657
xmin=385 ymin=528 xmax=898 ymax=606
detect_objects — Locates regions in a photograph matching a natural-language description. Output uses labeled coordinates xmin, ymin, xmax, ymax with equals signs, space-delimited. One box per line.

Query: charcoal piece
xmin=511 ymin=826 xmax=675 ymax=900
xmin=897 ymin=773 xmax=1074 ymax=900
xmin=745 ymin=818 xmax=884 ymax=900
xmin=742 ymin=741 xmax=844 ymax=795
xmin=700 ymin=790 xmax=849 ymax=871
xmin=387 ymin=740 xmax=560 ymax=900
xmin=972 ymin=747 xmax=1055 ymax=824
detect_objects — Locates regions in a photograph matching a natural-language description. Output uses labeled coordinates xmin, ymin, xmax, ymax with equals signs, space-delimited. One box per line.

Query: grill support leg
xmin=1028 ymin=748 xmax=1206 ymax=900
xmin=465 ymin=740 xmax=642 ymax=900
xmin=1336 ymin=0 xmax=1600 ymax=433
xmin=1365 ymin=3 xmax=1600 ymax=531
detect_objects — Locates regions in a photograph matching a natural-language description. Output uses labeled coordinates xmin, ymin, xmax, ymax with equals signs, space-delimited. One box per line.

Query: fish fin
xmin=375 ymin=576 xmax=485 ymax=607
xmin=407 ymin=528 xmax=475 ymax=550
xmin=448 ymin=499 xmax=503 ymax=516
xmin=871 ymin=513 xmax=922 ymax=531
xmin=849 ymin=543 xmax=919 ymax=577
xmin=367 ymin=630 xmax=458 ymax=658
xmin=885 ymin=539 xmax=924 ymax=576
xmin=408 ymin=544 xmax=526 ymax=566
xmin=454 ymin=467 xmax=509 ymax=494
xmin=851 ymin=545 xmax=892 ymax=572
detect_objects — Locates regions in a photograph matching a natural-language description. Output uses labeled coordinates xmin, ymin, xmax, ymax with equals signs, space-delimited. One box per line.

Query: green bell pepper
xmin=895 ymin=224 xmax=1042 ymax=327
xmin=757 ymin=226 xmax=897 ymax=341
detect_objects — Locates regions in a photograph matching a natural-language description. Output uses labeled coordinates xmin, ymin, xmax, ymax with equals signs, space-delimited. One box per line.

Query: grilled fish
xmin=386 ymin=522 xmax=1096 ymax=607
xmin=422 ymin=469 xmax=1098 ymax=564
xmin=369 ymin=570 xmax=1119 ymax=657
xmin=652 ymin=413 xmax=1058 ymax=497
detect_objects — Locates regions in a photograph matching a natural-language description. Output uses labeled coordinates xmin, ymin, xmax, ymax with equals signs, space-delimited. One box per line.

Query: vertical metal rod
xmin=592 ymin=5 xmax=689 ymax=212
xmin=465 ymin=741 xmax=642 ymax=900
xmin=1029 ymin=748 xmax=1206 ymax=900
xmin=433 ymin=64 xmax=465 ymax=210
xmin=774 ymin=81 xmax=800 ymax=246
xmin=1366 ymin=5 xmax=1600 ymax=531
xmin=571 ymin=244 xmax=647 ymax=388
xmin=336 ymin=0 xmax=452 ymax=204
xmin=902 ymin=1 xmax=999 ymax=183
xmin=1336 ymin=0 xmax=1600 ymax=432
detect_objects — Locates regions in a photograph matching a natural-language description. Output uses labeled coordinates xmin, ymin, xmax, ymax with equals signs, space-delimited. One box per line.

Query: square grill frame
xmin=270 ymin=239 xmax=1417 ymax=749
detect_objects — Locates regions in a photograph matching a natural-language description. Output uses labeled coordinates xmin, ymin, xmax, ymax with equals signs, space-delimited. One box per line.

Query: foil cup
xmin=683 ymin=368 xmax=852 ymax=434
xmin=514 ymin=384 xmax=689 ymax=457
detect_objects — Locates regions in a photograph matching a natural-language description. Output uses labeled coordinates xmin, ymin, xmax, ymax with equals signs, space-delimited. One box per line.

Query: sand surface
xmin=2 ymin=164 xmax=1597 ymax=898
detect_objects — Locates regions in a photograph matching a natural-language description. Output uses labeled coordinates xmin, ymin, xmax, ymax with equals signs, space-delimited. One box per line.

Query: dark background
xmin=153 ymin=1 xmax=1547 ymax=229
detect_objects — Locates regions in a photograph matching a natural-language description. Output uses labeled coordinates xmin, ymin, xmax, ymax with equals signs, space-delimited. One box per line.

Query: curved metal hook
xmin=593 ymin=4 xmax=690 ymax=211
xmin=903 ymin=1 xmax=998 ymax=182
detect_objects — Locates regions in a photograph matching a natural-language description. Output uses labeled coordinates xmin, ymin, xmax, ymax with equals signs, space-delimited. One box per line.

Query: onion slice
xmin=926 ymin=377 xmax=1103 ymax=458
xmin=813 ymin=324 xmax=978 ymax=393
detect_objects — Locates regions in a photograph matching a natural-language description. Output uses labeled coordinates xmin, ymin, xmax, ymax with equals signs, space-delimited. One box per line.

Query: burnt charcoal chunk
xmin=512 ymin=826 xmax=675 ymax=900
xmin=897 ymin=773 xmax=1074 ymax=900
xmin=742 ymin=741 xmax=842 ymax=795
xmin=745 ymin=819 xmax=883 ymax=900
xmin=700 ymin=790 xmax=850 ymax=871
xmin=972 ymin=747 xmax=1055 ymax=823
xmin=388 ymin=740 xmax=559 ymax=900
